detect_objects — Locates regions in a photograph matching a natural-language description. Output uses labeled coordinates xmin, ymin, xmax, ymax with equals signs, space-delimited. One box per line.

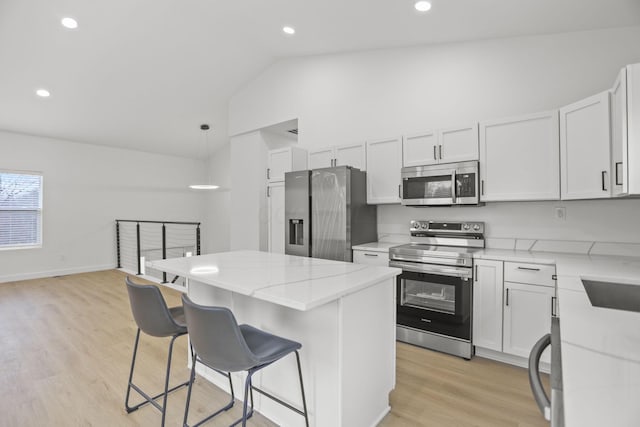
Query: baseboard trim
xmin=475 ymin=347 xmax=550 ymax=374
xmin=0 ymin=264 xmax=116 ymax=284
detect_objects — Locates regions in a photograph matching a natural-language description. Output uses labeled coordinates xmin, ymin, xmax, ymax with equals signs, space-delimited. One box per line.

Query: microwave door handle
xmin=451 ymin=171 xmax=456 ymax=203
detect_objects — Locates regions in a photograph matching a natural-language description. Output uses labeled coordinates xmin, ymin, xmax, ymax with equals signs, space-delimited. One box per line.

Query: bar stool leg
xmin=184 ymin=353 xmax=237 ymax=427
xmin=125 ymin=328 xmax=142 ymax=413
xmin=160 ymin=334 xmax=180 ymax=427
xmin=183 ymin=351 xmax=198 ymax=427
xmin=295 ymin=351 xmax=310 ymax=427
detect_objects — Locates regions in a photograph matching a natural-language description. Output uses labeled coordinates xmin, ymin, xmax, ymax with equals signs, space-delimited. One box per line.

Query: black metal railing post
xmin=116 ymin=220 xmax=121 ymax=269
xmin=162 ymin=223 xmax=167 ymax=283
xmin=196 ymin=225 xmax=201 ymax=255
xmin=136 ymin=222 xmax=142 ymax=275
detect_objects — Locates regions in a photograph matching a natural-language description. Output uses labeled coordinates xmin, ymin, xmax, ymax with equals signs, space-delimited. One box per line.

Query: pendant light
xmin=189 ymin=124 xmax=219 ymax=190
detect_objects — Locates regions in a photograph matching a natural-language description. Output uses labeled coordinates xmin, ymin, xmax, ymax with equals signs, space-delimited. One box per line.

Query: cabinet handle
xmin=398 ymin=184 xmax=402 ymax=198
xmin=551 ymin=296 xmax=557 ymax=317
xmin=505 ymin=288 xmax=509 ymax=306
xmin=481 ymin=180 xmax=485 ymax=196
xmin=517 ymin=266 xmax=540 ymax=271
xmin=267 ymin=186 xmax=271 ymax=197
xmin=364 ymin=253 xmax=378 ymax=257
xmin=474 ymin=265 xmax=478 ymax=281
xmin=433 ymin=145 xmax=437 ymax=160
xmin=601 ymin=171 xmax=608 ymax=191
xmin=267 ymin=168 xmax=270 ymax=179
xmin=615 ymin=162 xmax=623 ymax=186
xmin=438 ymin=145 xmax=443 ymax=160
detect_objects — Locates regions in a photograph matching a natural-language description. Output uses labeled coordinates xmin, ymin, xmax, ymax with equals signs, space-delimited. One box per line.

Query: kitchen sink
xmin=581 ymin=278 xmax=640 ymax=313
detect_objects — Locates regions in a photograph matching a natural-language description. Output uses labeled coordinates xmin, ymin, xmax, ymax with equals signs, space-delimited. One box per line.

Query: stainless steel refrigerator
xmin=284 ymin=166 xmax=377 ymax=262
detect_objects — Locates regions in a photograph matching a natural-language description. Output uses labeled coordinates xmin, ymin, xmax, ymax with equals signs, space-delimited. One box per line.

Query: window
xmin=0 ymin=171 xmax=43 ymax=249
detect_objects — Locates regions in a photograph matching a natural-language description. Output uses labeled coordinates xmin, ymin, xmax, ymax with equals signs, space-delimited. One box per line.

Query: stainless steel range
xmin=389 ymin=220 xmax=485 ymax=359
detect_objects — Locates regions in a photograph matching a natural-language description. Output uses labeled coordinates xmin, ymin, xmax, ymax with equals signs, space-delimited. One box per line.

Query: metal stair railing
xmin=116 ymin=219 xmax=201 ymax=285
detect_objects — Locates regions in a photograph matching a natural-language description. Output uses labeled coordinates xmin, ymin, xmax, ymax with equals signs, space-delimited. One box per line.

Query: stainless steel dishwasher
xmin=529 ymin=315 xmax=564 ymax=426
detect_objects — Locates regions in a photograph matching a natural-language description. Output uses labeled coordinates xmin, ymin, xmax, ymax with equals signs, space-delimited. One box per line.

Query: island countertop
xmin=147 ymin=250 xmax=401 ymax=311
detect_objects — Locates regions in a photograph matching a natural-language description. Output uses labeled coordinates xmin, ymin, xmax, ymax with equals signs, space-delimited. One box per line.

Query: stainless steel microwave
xmin=401 ymin=161 xmax=481 ymax=206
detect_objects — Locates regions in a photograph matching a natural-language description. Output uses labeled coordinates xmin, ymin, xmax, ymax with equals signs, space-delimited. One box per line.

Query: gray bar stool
xmin=124 ymin=276 xmax=190 ymax=426
xmin=181 ymin=294 xmax=309 ymax=427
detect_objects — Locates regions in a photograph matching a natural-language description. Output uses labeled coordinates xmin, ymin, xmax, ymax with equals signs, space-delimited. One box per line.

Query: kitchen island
xmin=148 ymin=250 xmax=401 ymax=427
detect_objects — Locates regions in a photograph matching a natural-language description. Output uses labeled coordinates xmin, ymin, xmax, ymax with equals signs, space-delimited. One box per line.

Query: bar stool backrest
xmin=181 ymin=294 xmax=258 ymax=372
xmin=125 ymin=276 xmax=183 ymax=337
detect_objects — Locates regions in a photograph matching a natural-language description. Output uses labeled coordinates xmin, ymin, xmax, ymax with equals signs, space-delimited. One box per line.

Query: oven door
xmin=394 ymin=265 xmax=472 ymax=341
xmin=401 ymin=161 xmax=479 ymax=206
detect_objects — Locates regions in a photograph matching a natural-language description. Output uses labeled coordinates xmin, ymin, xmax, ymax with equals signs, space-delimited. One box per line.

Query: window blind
xmin=0 ymin=172 xmax=43 ymax=248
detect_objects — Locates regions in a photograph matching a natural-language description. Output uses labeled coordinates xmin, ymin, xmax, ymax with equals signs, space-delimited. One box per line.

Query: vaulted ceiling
xmin=1 ymin=0 xmax=639 ymax=158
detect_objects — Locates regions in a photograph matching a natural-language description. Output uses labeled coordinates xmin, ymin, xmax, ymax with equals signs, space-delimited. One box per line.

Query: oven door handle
xmin=389 ymin=261 xmax=472 ymax=278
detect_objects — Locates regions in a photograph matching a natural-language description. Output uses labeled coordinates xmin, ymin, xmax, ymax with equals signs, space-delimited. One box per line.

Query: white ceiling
xmin=1 ymin=0 xmax=639 ymax=159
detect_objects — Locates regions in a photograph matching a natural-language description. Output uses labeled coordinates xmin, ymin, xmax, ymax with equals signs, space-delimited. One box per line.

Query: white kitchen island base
xmin=149 ymin=251 xmax=400 ymax=427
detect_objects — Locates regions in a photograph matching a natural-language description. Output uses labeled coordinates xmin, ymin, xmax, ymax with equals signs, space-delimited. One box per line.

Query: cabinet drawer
xmin=504 ymin=262 xmax=555 ymax=287
xmin=353 ymin=250 xmax=389 ymax=266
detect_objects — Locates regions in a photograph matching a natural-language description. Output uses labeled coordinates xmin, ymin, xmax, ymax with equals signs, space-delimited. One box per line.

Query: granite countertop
xmin=148 ymin=250 xmax=400 ymax=311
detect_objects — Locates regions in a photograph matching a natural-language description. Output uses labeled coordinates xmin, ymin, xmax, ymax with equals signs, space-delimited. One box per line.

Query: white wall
xmin=379 ymin=199 xmax=640 ymax=244
xmin=0 ymin=130 xmax=206 ymax=282
xmin=230 ymin=26 xmax=640 ymax=140
xmin=203 ymin=143 xmax=231 ymax=254
xmin=226 ymin=26 xmax=640 ymax=245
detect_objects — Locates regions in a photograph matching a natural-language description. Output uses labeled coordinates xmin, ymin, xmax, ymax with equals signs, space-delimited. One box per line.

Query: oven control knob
xmin=473 ymin=224 xmax=480 ymax=231
xmin=421 ymin=223 xmax=428 ymax=229
xmin=463 ymin=224 xmax=470 ymax=230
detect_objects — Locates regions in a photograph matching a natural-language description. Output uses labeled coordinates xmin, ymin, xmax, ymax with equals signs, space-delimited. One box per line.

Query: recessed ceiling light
xmin=414 ymin=1 xmax=432 ymax=12
xmin=36 ymin=89 xmax=50 ymax=98
xmin=61 ymin=17 xmax=78 ymax=29
xmin=282 ymin=26 xmax=295 ymax=35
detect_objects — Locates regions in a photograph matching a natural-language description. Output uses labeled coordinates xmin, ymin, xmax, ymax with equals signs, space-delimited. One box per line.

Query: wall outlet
xmin=554 ymin=207 xmax=567 ymax=221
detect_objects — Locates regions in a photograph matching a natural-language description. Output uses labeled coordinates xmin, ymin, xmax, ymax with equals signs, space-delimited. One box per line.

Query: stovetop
xmin=389 ymin=220 xmax=485 ymax=266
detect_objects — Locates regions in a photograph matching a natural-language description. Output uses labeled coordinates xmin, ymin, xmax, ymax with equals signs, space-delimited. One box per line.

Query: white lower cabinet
xmin=472 ymin=259 xmax=504 ymax=352
xmin=473 ymin=259 xmax=556 ymax=366
xmin=267 ymin=182 xmax=285 ymax=253
xmin=352 ymin=249 xmax=389 ymax=266
xmin=503 ymin=282 xmax=554 ymax=363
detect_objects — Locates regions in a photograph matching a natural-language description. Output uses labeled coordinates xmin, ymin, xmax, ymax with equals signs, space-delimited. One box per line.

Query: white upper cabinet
xmin=366 ymin=136 xmax=402 ymax=204
xmin=308 ymin=143 xmax=366 ymax=170
xmin=403 ymin=130 xmax=438 ymax=167
xmin=560 ymin=91 xmax=612 ymax=200
xmin=267 ymin=146 xmax=308 ymax=183
xmin=402 ymin=124 xmax=478 ymax=167
xmin=267 ymin=182 xmax=285 ymax=253
xmin=472 ymin=259 xmax=504 ymax=352
xmin=479 ymin=111 xmax=560 ymax=201
xmin=438 ymin=124 xmax=479 ymax=163
xmin=611 ymin=63 xmax=640 ymax=196
xmin=611 ymin=66 xmax=628 ymax=196
xmin=335 ymin=142 xmax=366 ymax=170
xmin=308 ymin=147 xmax=334 ymax=169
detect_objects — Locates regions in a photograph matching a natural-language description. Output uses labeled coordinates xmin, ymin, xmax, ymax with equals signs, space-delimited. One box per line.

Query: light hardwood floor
xmin=0 ymin=270 xmax=549 ymax=427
